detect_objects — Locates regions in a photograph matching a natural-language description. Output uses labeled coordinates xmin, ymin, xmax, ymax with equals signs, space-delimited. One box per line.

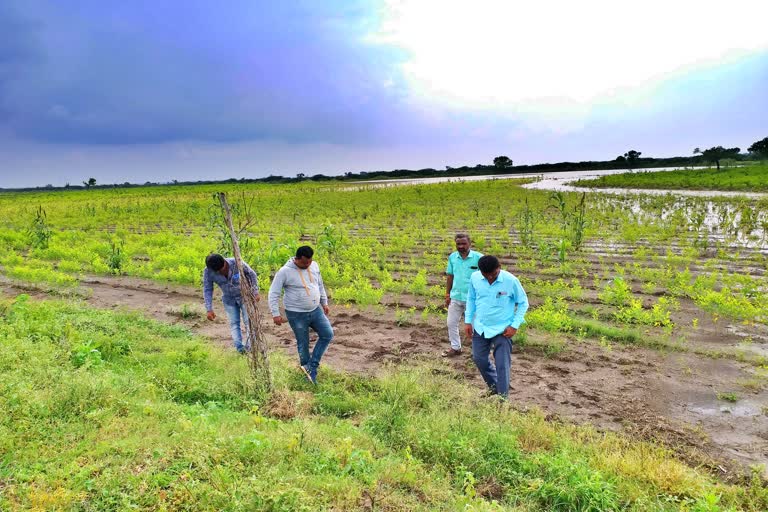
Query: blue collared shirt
xmin=464 ymin=269 xmax=528 ymax=338
xmin=203 ymin=258 xmax=259 ymax=311
xmin=446 ymin=250 xmax=483 ymax=302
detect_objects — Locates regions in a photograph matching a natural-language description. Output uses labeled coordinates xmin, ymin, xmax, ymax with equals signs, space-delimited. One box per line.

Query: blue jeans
xmin=285 ymin=307 xmax=333 ymax=371
xmin=471 ymin=331 xmax=512 ymax=397
xmin=223 ymin=302 xmax=250 ymax=351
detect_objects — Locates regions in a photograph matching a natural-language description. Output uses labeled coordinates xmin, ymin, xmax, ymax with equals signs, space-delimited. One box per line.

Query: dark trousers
xmin=471 ymin=331 xmax=512 ymax=397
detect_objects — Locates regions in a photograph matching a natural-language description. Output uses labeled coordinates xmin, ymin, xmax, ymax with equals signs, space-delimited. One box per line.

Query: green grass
xmin=716 ymin=392 xmax=740 ymax=403
xmin=574 ymin=163 xmax=768 ymax=191
xmin=2 ymin=295 xmax=767 ymax=511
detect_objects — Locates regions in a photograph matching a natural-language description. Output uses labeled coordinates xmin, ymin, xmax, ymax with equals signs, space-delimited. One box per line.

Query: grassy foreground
xmin=574 ymin=164 xmax=768 ymax=191
xmin=2 ymin=295 xmax=766 ymax=511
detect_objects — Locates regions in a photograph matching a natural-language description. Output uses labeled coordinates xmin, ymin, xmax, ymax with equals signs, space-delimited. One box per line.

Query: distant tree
xmin=83 ymin=177 xmax=96 ymax=189
xmin=748 ymin=137 xmax=768 ymax=159
xmin=296 ymin=173 xmax=306 ymax=180
xmin=493 ymin=156 xmax=513 ymax=168
xmin=693 ymin=147 xmax=701 ymax=155
xmin=701 ymin=146 xmax=740 ymax=170
xmin=623 ymin=150 xmax=642 ymax=170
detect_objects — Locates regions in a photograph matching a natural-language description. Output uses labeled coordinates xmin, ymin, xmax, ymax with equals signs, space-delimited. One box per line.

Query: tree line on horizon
xmin=4 ymin=136 xmax=767 ymax=193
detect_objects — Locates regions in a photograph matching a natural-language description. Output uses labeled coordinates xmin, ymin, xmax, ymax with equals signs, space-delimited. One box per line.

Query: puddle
xmin=687 ymin=399 xmax=763 ymax=418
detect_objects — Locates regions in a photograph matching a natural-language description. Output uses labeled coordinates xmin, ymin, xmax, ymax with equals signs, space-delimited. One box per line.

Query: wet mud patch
xmin=3 ymin=274 xmax=767 ymax=479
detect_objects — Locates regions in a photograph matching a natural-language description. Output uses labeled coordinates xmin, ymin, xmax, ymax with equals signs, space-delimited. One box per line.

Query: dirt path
xmin=6 ymin=275 xmax=767 ymax=479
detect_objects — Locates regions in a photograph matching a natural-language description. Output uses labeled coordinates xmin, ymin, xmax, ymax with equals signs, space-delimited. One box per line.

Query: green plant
xmin=569 ymin=192 xmax=588 ymax=250
xmin=106 ymin=240 xmax=125 ymax=274
xmin=395 ymin=306 xmax=416 ymax=327
xmin=27 ymin=205 xmax=52 ymax=249
xmin=317 ymin=224 xmax=344 ymax=257
xmin=598 ymin=277 xmax=633 ymax=307
xmin=716 ymin=391 xmax=739 ymax=403
xmin=518 ymin=197 xmax=536 ymax=248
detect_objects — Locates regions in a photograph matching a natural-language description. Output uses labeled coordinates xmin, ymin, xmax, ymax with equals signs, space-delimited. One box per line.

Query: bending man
xmin=203 ymin=253 xmax=260 ymax=354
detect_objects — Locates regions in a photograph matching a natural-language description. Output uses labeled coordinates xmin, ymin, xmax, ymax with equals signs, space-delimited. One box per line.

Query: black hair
xmin=296 ymin=245 xmax=314 ymax=259
xmin=205 ymin=253 xmax=226 ymax=271
xmin=454 ymin=233 xmax=470 ymax=242
xmin=478 ymin=255 xmax=500 ymax=274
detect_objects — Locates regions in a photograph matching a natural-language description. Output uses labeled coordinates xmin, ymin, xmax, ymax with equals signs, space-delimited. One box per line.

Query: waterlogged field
xmin=574 ymin=163 xmax=768 ymax=192
xmin=2 ymin=175 xmax=768 ymax=510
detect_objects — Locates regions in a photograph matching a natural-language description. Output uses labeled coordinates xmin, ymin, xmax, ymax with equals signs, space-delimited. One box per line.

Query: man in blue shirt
xmin=203 ymin=253 xmax=260 ymax=354
xmin=464 ymin=255 xmax=528 ymax=399
xmin=443 ymin=233 xmax=482 ymax=357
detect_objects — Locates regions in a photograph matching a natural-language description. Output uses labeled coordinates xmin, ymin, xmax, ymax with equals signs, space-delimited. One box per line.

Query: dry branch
xmin=217 ymin=192 xmax=273 ymax=396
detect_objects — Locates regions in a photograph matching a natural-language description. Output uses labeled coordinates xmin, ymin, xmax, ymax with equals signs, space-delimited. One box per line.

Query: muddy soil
xmin=5 ymin=274 xmax=767 ymax=480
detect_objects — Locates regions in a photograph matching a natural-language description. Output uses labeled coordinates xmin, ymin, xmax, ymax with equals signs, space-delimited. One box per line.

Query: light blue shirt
xmin=446 ymin=249 xmax=483 ymax=301
xmin=464 ymin=269 xmax=528 ymax=338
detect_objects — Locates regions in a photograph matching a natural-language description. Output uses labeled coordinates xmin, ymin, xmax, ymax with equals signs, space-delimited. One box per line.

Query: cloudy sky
xmin=1 ymin=0 xmax=767 ymax=187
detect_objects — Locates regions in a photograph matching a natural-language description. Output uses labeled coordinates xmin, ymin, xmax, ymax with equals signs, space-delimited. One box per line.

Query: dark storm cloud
xmin=0 ymin=0 xmax=416 ymax=145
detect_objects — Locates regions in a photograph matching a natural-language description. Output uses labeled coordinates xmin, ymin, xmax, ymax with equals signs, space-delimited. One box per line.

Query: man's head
xmin=478 ymin=255 xmax=501 ymax=282
xmin=454 ymin=233 xmax=471 ymax=255
xmin=206 ymin=253 xmax=227 ymax=274
xmin=294 ymin=245 xmax=314 ymax=269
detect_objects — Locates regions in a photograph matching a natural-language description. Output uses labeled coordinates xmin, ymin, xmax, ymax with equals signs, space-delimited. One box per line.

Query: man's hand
xmin=206 ymin=310 xmax=216 ymax=321
xmin=464 ymin=323 xmax=473 ymax=338
xmin=273 ymin=315 xmax=286 ymax=326
xmin=322 ymin=304 xmax=330 ymax=315
xmin=254 ymin=293 xmax=261 ymax=302
xmin=502 ymin=326 xmax=518 ymax=338
xmin=444 ymin=295 xmax=451 ymax=308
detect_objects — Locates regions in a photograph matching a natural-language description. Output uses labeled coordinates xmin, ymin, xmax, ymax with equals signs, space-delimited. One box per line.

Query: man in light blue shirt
xmin=464 ymin=255 xmax=528 ymax=398
xmin=443 ymin=233 xmax=482 ymax=357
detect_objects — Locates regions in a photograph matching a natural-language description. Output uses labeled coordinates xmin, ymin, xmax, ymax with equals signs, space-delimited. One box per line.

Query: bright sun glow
xmin=373 ymin=0 xmax=768 ymax=113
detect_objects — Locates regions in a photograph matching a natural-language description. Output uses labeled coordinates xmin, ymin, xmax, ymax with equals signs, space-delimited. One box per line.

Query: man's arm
xmin=509 ymin=277 xmax=529 ymax=330
xmin=317 ymin=266 xmax=329 ymax=312
xmin=203 ymin=269 xmax=214 ymax=312
xmin=445 ymin=274 xmax=454 ymax=307
xmin=268 ymin=268 xmax=286 ymax=318
xmin=242 ymin=262 xmax=259 ymax=295
xmin=464 ymin=278 xmax=476 ymax=337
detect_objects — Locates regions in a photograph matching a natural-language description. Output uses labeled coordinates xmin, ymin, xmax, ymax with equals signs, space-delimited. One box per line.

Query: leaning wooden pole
xmin=217 ymin=192 xmax=273 ymax=396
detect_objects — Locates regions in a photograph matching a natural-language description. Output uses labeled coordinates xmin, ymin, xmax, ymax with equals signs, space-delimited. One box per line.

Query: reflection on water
xmin=523 ymin=168 xmax=768 ymax=250
xmin=523 ymin=167 xmax=768 ymax=199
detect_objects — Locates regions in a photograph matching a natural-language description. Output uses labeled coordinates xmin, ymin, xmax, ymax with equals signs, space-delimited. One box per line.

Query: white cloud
xmin=374 ymin=0 xmax=768 ymax=111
